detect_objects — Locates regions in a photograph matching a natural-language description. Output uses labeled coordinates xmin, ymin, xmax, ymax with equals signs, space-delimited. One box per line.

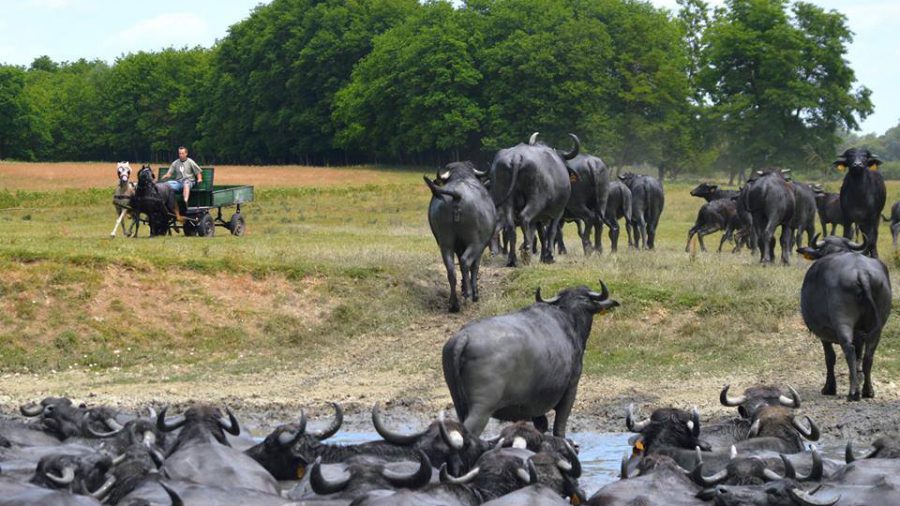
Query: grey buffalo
xmin=746 ymin=169 xmax=795 ymax=263
xmin=685 ymin=198 xmax=740 ymax=253
xmin=560 ymin=152 xmax=611 ymax=255
xmin=490 ymin=132 xmax=578 ymax=266
xmin=443 ymin=280 xmax=618 ymax=437
xmin=836 ymin=147 xmax=886 ymax=257
xmin=812 ymin=187 xmax=847 ymax=237
xmin=884 ymin=201 xmax=900 ymax=247
xmin=619 ymin=172 xmax=664 ymax=249
xmin=425 ymin=161 xmax=497 ymax=313
xmin=597 ymin=180 xmax=632 ymax=251
xmin=791 ymin=182 xmax=818 ymax=248
xmin=798 ymin=236 xmax=892 ymax=400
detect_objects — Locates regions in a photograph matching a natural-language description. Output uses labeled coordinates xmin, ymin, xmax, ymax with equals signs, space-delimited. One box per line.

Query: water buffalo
xmin=561 ymin=152 xmax=611 ymax=255
xmin=300 ymin=451 xmax=433 ymax=501
xmin=684 ymin=198 xmax=740 ymax=253
xmin=812 ymin=187 xmax=847 ymax=236
xmin=587 ymin=454 xmax=704 ymax=506
xmin=846 ymin=434 xmax=900 ymax=462
xmin=619 ymin=172 xmax=664 ymax=249
xmin=690 ymin=182 xmax=739 ymax=202
xmin=625 ymin=405 xmax=707 ymax=471
xmin=836 ymin=148 xmax=886 ymax=257
xmin=720 ymin=384 xmax=801 ymax=420
xmin=798 ymin=236 xmax=892 ymax=400
xmin=490 ymin=132 xmax=578 ymax=266
xmin=746 ymin=169 xmax=795 ymax=263
xmin=156 ymin=405 xmax=280 ymax=494
xmin=425 ymin=161 xmax=497 ymax=312
xmin=884 ymin=201 xmax=900 ymax=247
xmin=596 ymin=180 xmax=632 ymax=251
xmin=792 ymin=182 xmax=818 ymax=248
xmin=443 ymin=280 xmax=618 ymax=437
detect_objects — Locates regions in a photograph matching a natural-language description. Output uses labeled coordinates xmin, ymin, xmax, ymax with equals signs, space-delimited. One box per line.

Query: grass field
xmin=1 ymin=161 xmax=899 ymax=431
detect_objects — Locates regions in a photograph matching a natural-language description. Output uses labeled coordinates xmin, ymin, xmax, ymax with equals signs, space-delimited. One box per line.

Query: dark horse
xmin=130 ymin=165 xmax=180 ymax=236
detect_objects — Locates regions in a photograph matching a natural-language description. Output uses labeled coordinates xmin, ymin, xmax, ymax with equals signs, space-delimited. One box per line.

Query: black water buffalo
xmin=425 ymin=161 xmax=497 ymax=313
xmin=587 ymin=454 xmax=704 ymax=506
xmin=596 ymin=180 xmax=632 ymax=251
xmin=560 ymin=152 xmax=611 ymax=255
xmin=490 ymin=132 xmax=578 ymax=266
xmin=798 ymin=236 xmax=892 ymax=400
xmin=157 ymin=405 xmax=280 ymax=494
xmin=792 ymin=182 xmax=818 ymax=248
xmin=300 ymin=451 xmax=433 ymax=501
xmin=625 ymin=405 xmax=706 ymax=471
xmin=720 ymin=384 xmax=801 ymax=420
xmin=746 ymin=169 xmax=795 ymax=263
xmin=684 ymin=198 xmax=740 ymax=253
xmin=619 ymin=172 xmax=664 ymax=249
xmin=18 ymin=398 xmax=127 ymax=442
xmin=813 ymin=187 xmax=847 ymax=236
xmin=443 ymin=280 xmax=618 ymax=437
xmin=743 ymin=406 xmax=819 ymax=454
xmin=690 ymin=182 xmax=740 ymax=202
xmin=27 ymin=452 xmax=116 ymax=501
xmin=846 ymin=434 xmax=900 ymax=462
xmin=884 ymin=201 xmax=900 ymax=247
xmin=836 ymin=148 xmax=886 ymax=257
xmin=692 ymin=449 xmax=824 ymax=494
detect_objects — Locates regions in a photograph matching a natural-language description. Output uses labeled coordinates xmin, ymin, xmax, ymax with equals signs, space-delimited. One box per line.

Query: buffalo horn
xmin=619 ymin=454 xmax=631 ymax=479
xmin=312 ymin=403 xmax=343 ymax=440
xmin=309 ymin=457 xmax=350 ymax=495
xmin=559 ymin=439 xmax=582 ymax=478
xmin=372 ymin=403 xmax=426 ymax=445
xmin=89 ymin=474 xmax=117 ymax=500
xmin=535 ymin=287 xmax=561 ymax=304
xmin=438 ymin=411 xmax=464 ymax=451
xmin=792 ymin=416 xmax=820 ymax=441
xmin=150 ymin=448 xmax=166 ymax=468
xmin=381 ymin=449 xmax=432 ymax=488
xmin=626 ymin=404 xmax=650 ymax=432
xmin=156 ymin=406 xmax=185 ymax=433
xmin=105 ymin=417 xmax=124 ymax=431
xmin=787 ymin=485 xmax=840 ymax=506
xmin=781 ymin=448 xmax=823 ymax=482
xmin=529 ymin=132 xmax=540 ymax=145
xmin=689 ymin=407 xmax=701 ymax=437
xmin=781 ymin=169 xmax=791 ymax=174
xmin=844 ymin=441 xmax=878 ymax=463
xmin=20 ymin=403 xmax=43 ymax=417
xmin=440 ymin=171 xmax=451 ymax=180
xmin=560 ymin=133 xmax=580 ymax=160
xmin=473 ymin=168 xmax=487 ymax=177
xmin=160 ymin=482 xmax=185 ymax=506
xmin=719 ymin=384 xmax=746 ymax=407
xmin=111 ymin=453 xmax=127 ymax=466
xmin=83 ymin=413 xmax=122 ymax=438
xmin=146 ymin=406 xmax=158 ymax=420
xmin=690 ymin=462 xmax=728 ymax=487
xmin=278 ymin=409 xmax=308 ymax=447
xmin=748 ymin=419 xmax=761 ymax=438
xmin=46 ymin=465 xmax=75 ymax=486
xmin=218 ymin=406 xmax=241 ymax=436
xmin=847 ymin=237 xmax=867 ymax=251
xmin=763 ymin=466 xmax=784 ymax=482
xmin=756 ymin=170 xmax=764 ymax=175
xmin=587 ymin=279 xmax=611 ymax=301
xmin=439 ymin=463 xmax=479 ymax=485
xmin=813 ymin=233 xmax=824 ymax=248
xmin=779 ymin=385 xmax=801 ymax=408
xmin=142 ymin=431 xmax=157 ymax=448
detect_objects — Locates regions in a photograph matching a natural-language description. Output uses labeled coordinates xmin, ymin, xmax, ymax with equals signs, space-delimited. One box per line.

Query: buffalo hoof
xmin=847 ymin=391 xmax=860 ymax=402
xmin=472 ymin=294 xmax=479 ymax=302
xmin=863 ymin=385 xmax=875 ymax=398
xmin=449 ymin=304 xmax=460 ymax=313
xmin=541 ymin=257 xmax=555 ymax=264
xmin=821 ymin=386 xmax=836 ymax=396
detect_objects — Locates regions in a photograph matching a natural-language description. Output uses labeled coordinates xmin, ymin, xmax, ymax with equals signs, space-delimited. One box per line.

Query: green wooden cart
xmin=137 ymin=166 xmax=253 ymax=237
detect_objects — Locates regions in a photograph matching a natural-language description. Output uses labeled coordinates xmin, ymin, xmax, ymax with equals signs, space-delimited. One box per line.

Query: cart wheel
xmin=229 ymin=213 xmax=245 ymax=236
xmin=198 ymin=213 xmax=215 ymax=237
xmin=183 ymin=219 xmax=198 ymax=236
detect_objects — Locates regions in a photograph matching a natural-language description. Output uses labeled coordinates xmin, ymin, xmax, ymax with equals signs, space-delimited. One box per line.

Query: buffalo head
xmin=833 ymin=147 xmax=882 ymax=175
xmin=720 ymin=384 xmax=801 ymax=419
xmin=797 ymin=234 xmax=866 ymax=260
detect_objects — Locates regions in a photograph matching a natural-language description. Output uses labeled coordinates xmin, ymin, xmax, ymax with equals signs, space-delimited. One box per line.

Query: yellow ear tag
xmin=297 ymin=465 xmax=306 ymax=479
xmin=571 ymin=495 xmax=582 ymax=505
xmin=633 ymin=440 xmax=645 ymax=454
xmin=836 ymin=164 xmax=846 ymax=173
xmin=869 ymin=164 xmax=879 ymax=172
xmin=570 ymin=173 xmax=578 ymax=182
xmin=802 ymin=252 xmax=816 ymax=261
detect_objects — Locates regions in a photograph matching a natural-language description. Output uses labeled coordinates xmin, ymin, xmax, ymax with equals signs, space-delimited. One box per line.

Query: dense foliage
xmin=0 ymin=0 xmax=879 ymax=175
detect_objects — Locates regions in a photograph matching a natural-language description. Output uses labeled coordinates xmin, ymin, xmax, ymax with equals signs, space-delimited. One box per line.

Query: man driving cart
xmin=160 ymin=146 xmax=203 ymax=211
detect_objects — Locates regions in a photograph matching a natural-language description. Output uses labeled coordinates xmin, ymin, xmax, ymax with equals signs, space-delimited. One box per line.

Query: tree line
xmin=0 ymin=0 xmax=878 ymax=177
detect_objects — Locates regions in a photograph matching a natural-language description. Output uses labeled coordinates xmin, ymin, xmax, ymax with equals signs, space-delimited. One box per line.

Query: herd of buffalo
xmin=1 ymin=137 xmax=895 ymax=504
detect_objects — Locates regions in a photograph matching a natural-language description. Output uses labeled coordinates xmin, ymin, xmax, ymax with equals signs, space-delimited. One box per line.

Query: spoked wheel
xmin=229 ymin=213 xmax=245 ymax=236
xmin=198 ymin=213 xmax=215 ymax=237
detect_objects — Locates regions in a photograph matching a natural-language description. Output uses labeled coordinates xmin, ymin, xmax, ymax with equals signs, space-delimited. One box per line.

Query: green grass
xmin=1 ymin=170 xmax=900 ymax=396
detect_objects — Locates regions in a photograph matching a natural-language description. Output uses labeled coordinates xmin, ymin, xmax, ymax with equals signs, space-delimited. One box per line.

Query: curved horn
xmin=844 ymin=441 xmax=878 ymax=463
xmin=156 ymin=406 xmax=185 ymax=433
xmin=20 ymin=403 xmax=43 ymax=417
xmin=311 ymin=403 xmax=343 ymax=440
xmin=787 ymin=486 xmax=840 ymax=506
xmin=620 ymin=454 xmax=631 ymax=479
xmin=560 ymin=133 xmax=580 ymax=160
xmin=529 ymin=132 xmax=539 ymax=145
xmin=847 ymin=237 xmax=867 ymax=251
xmin=626 ymin=404 xmax=650 ymax=433
xmin=82 ymin=413 xmax=122 ymax=438
xmin=515 ymin=460 xmax=536 ymax=484
xmin=756 ymin=170 xmax=764 ymax=176
xmin=473 ymin=168 xmax=487 ymax=177
xmin=781 ymin=449 xmax=822 ymax=482
xmin=88 ymin=474 xmax=117 ymax=500
xmin=440 ymin=171 xmax=451 ymax=180
xmin=689 ymin=406 xmax=701 ymax=437
xmin=278 ymin=410 xmax=308 ymax=447
xmin=111 ymin=453 xmax=127 ymax=466
xmin=792 ymin=416 xmax=820 ymax=441
xmin=813 ymin=233 xmax=824 ymax=248
xmin=719 ymin=384 xmax=746 ymax=408
xmin=557 ymin=439 xmax=582 ymax=478
xmin=45 ymin=465 xmax=75 ymax=486
xmin=309 ymin=457 xmax=350 ymax=495
xmin=150 ymin=448 xmax=166 ymax=468
xmin=781 ymin=169 xmax=792 ymax=174
xmin=778 ymin=385 xmax=801 ymax=408
xmin=218 ymin=406 xmax=241 ymax=436
xmin=105 ymin=418 xmax=124 ymax=431
xmin=381 ymin=449 xmax=432 ymax=489
xmin=439 ymin=463 xmax=479 ymax=485
xmin=372 ymin=403 xmax=426 ymax=445
xmin=438 ymin=411 xmax=464 ymax=451
xmin=535 ymin=287 xmax=561 ymax=304
xmin=146 ymin=406 xmax=158 ymax=420
xmin=748 ymin=418 xmax=761 ymax=438
xmin=587 ymin=279 xmax=611 ymax=300
xmin=160 ymin=482 xmax=185 ymax=506
xmin=690 ymin=462 xmax=729 ymax=487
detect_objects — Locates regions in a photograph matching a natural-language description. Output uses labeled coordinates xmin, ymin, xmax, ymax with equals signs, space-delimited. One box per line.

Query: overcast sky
xmin=1 ymin=0 xmax=895 ymax=135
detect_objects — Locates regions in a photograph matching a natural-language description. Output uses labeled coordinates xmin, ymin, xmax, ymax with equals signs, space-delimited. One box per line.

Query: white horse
xmin=111 ymin=161 xmax=137 ymax=237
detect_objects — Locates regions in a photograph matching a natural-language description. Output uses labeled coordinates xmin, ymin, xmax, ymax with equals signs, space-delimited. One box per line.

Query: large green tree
xmin=700 ymin=0 xmax=872 ymax=171
xmin=0 ymin=65 xmax=45 ymax=160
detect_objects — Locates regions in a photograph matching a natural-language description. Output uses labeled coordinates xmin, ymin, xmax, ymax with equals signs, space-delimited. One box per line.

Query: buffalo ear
xmin=568 ymin=168 xmax=579 ymax=183
xmin=868 ymin=156 xmax=882 ymax=170
xmin=832 ymin=158 xmax=847 ymax=173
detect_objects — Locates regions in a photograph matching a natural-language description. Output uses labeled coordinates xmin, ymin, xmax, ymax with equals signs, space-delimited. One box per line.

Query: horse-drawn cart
xmin=126 ymin=167 xmax=253 ymax=237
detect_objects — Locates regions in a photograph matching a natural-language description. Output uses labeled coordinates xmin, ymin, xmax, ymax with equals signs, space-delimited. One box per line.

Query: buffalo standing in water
xmin=425 ymin=162 xmax=497 ymax=313
xmin=490 ymin=132 xmax=578 ymax=266
xmin=442 ymin=280 xmax=618 ymax=437
xmin=798 ymin=236 xmax=892 ymax=400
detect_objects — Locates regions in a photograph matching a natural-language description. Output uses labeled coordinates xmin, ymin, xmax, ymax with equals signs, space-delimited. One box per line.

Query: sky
xmin=1 ymin=0 xmax=896 ymax=135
